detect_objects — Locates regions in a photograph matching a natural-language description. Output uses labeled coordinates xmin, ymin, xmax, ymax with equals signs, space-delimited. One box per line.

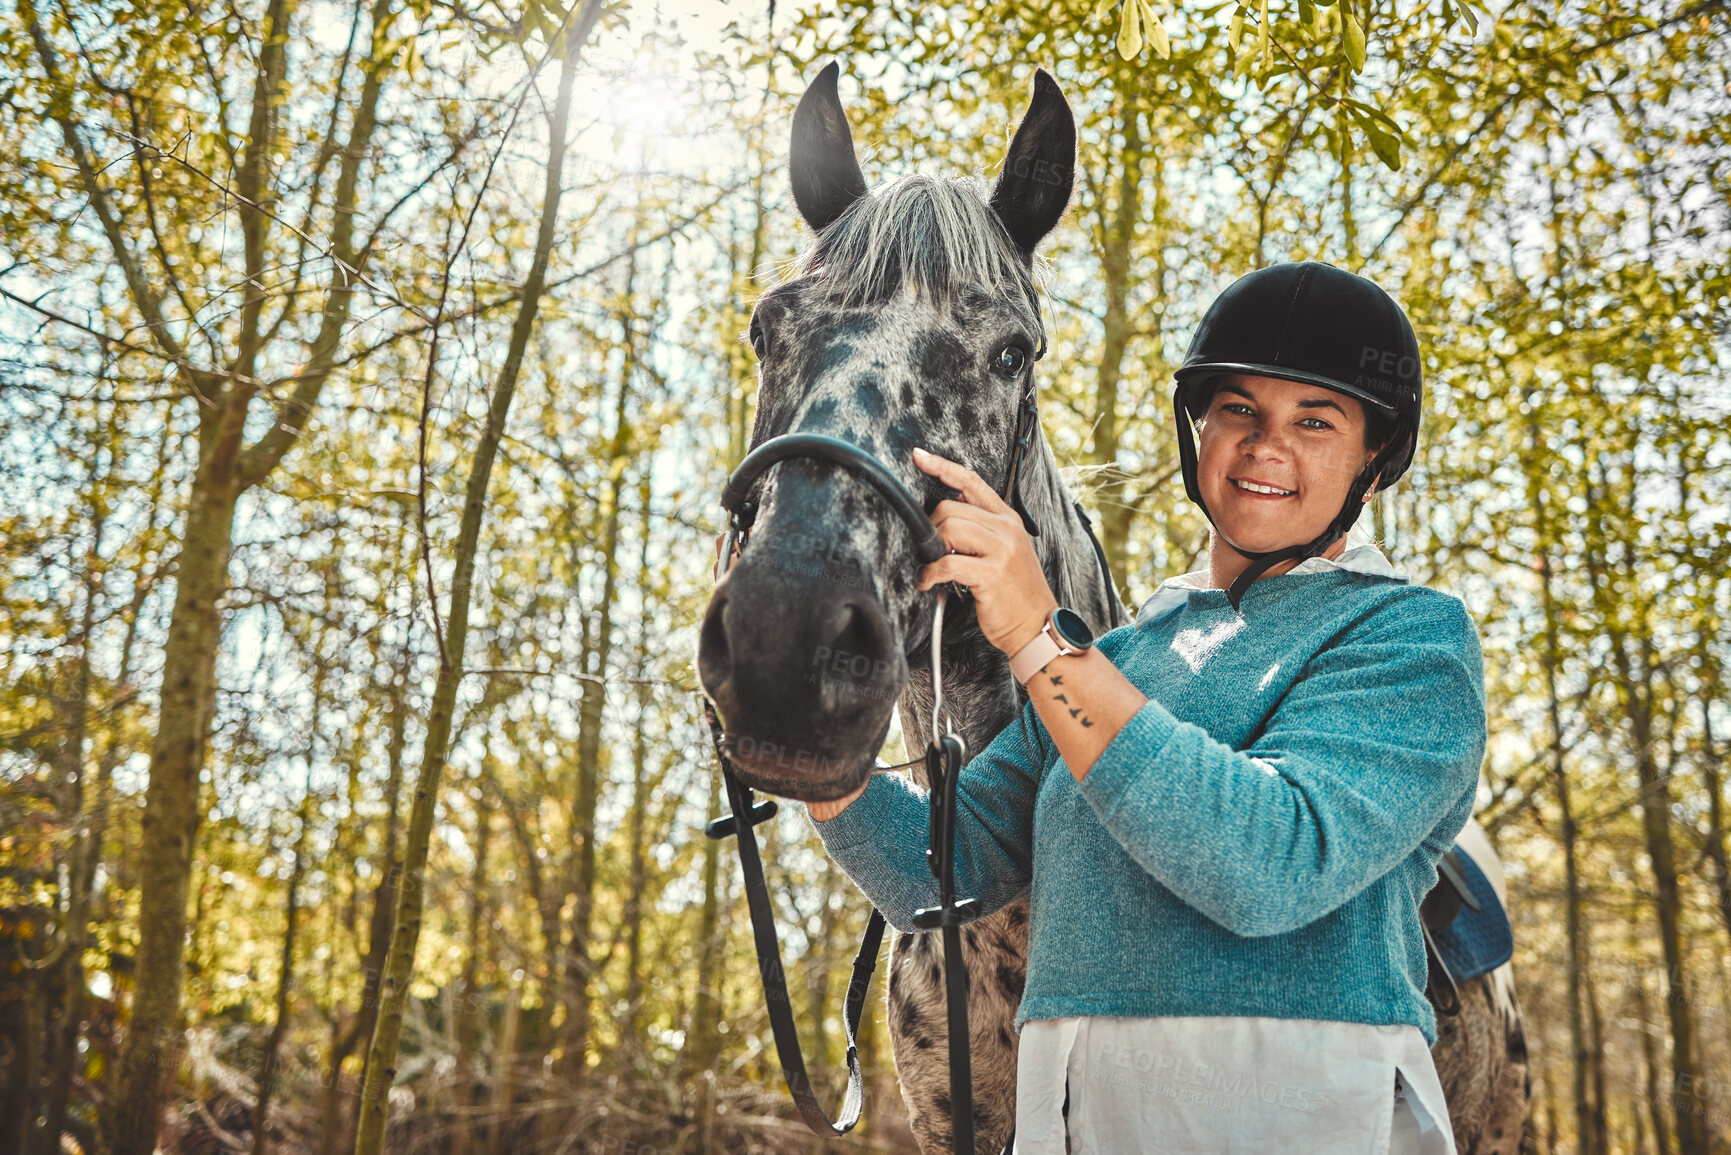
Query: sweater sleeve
xmin=808 ymin=697 xmax=1050 ymax=932
xmin=1077 ymin=592 xmax=1487 ymax=938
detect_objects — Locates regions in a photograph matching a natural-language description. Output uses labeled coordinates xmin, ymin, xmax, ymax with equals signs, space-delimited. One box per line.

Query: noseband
xmin=701 ymin=383 xmax=1041 ymax=1153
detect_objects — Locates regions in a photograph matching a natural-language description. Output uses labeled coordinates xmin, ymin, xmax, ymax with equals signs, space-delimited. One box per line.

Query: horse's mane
xmin=794 ymin=174 xmax=1044 ymax=328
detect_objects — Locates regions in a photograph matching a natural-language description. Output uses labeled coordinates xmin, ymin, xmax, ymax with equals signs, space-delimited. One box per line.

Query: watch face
xmin=1052 ymin=607 xmax=1094 ymax=650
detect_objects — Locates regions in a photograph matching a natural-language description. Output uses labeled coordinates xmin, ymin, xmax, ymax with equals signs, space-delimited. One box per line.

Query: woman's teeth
xmin=1233 ymin=479 xmax=1295 ymax=496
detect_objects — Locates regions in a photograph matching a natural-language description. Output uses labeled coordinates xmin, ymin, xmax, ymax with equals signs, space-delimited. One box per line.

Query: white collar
xmin=1135 ymin=542 xmax=1403 ymax=621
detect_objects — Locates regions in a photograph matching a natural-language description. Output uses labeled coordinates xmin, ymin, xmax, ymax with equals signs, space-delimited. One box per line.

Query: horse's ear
xmin=790 ymin=62 xmax=867 ymax=233
xmin=990 ymin=69 xmax=1076 ymax=256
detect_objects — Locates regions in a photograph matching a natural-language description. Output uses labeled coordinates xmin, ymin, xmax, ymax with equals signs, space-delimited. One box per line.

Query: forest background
xmin=1 ymin=0 xmax=1728 ymax=1153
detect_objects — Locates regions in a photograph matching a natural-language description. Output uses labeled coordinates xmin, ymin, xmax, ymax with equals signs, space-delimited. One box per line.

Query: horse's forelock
xmin=793 ymin=174 xmax=1044 ymax=327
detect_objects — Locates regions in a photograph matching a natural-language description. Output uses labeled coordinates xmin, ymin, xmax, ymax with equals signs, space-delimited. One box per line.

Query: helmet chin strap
xmin=1218 ymin=468 xmax=1371 ymax=611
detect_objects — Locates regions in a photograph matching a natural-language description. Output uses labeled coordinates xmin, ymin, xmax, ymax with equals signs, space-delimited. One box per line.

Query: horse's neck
xmin=897 ymin=425 xmax=1124 ymax=790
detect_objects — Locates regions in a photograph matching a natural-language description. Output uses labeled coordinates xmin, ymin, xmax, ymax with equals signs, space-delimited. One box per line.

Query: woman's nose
xmin=1241 ymin=424 xmax=1290 ymax=459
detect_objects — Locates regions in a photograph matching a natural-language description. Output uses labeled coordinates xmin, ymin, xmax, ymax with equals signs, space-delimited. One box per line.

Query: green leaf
xmin=520 ymin=2 xmax=546 ymax=44
xmin=1140 ymin=0 xmax=1170 ymax=58
xmin=1093 ymin=0 xmax=1117 ymax=21
xmin=1363 ymin=119 xmax=1402 ymax=170
xmin=1258 ymin=0 xmax=1271 ymax=71
xmin=1228 ymin=7 xmax=1245 ymax=53
xmin=1117 ymin=0 xmax=1143 ymax=59
xmin=1344 ymin=97 xmax=1403 ymax=130
xmin=1342 ymin=9 xmax=1366 ymax=72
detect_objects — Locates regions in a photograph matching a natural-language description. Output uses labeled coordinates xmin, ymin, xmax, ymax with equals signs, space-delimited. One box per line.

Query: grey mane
xmin=796 ymin=174 xmax=1045 ymax=329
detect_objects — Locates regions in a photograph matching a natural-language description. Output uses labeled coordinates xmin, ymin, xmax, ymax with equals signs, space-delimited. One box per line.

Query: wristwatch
xmin=1009 ymin=606 xmax=1095 ymax=686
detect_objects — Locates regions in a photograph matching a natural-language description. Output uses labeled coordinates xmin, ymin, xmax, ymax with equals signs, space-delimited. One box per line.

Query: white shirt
xmin=1012 ymin=541 xmax=1456 ymax=1155
xmin=1135 ymin=541 xmax=1405 ymax=623
xmin=1013 ymin=1016 xmax=1453 ymax=1154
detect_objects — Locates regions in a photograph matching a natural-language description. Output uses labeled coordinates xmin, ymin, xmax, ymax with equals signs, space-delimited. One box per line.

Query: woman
xmin=807 ymin=262 xmax=1482 ymax=1154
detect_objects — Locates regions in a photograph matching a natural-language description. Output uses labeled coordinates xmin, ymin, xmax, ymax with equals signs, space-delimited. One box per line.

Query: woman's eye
xmin=750 ymin=328 xmax=767 ymax=359
xmin=1300 ymin=417 xmax=1334 ymax=430
xmin=993 ymin=345 xmax=1028 ymax=377
xmin=1221 ymin=402 xmax=1253 ymax=416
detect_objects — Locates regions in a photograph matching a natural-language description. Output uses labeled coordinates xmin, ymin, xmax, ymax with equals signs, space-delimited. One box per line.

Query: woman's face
xmin=1195 ymin=373 xmax=1377 ymax=558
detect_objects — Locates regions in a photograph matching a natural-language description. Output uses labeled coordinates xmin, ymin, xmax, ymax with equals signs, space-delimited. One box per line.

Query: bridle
xmin=700 ymin=366 xmax=1118 ymax=1152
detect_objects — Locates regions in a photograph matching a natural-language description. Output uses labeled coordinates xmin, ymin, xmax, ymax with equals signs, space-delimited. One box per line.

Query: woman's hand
xmin=912 ymin=446 xmax=1057 ymax=657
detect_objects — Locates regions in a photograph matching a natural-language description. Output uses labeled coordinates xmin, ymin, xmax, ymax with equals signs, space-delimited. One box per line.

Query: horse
xmin=697 ymin=62 xmax=1529 ymax=1155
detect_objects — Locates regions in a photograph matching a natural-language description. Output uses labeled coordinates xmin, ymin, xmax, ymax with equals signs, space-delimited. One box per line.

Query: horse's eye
xmin=993 ymin=345 xmax=1028 ymax=378
xmin=750 ymin=327 xmax=767 ymax=360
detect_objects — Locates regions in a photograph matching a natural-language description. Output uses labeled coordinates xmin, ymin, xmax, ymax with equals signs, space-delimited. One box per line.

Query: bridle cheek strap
xmin=1004 ymin=380 xmax=1041 ymax=538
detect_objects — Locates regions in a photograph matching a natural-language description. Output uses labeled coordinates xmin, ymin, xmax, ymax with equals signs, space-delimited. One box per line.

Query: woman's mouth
xmin=1230 ymin=477 xmax=1296 ymax=497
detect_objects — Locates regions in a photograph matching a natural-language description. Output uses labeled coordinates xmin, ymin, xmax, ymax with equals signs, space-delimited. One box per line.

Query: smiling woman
xmin=811 ymin=261 xmax=1493 ymax=1154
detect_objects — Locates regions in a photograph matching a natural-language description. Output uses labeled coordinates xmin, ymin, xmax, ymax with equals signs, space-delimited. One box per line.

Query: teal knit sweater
xmin=811 ymin=568 xmax=1486 ymax=1045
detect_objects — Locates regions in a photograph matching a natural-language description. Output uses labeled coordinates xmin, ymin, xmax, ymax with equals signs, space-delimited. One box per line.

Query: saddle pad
xmin=1429 ymin=849 xmax=1513 ymax=983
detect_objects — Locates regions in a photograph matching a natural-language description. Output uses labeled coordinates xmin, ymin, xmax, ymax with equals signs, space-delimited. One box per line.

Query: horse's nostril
xmin=820 ymin=596 xmax=895 ymax=680
xmin=698 ymin=594 xmax=733 ymax=694
xmin=830 ymin=604 xmax=872 ymax=661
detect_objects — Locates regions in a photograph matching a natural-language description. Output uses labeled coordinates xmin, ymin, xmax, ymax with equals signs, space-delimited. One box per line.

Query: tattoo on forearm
xmin=1045 ymin=672 xmax=1093 ymax=727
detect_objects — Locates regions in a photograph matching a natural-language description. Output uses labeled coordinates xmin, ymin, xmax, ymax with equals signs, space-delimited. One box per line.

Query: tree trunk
xmin=1677 ymin=448 xmax=1731 ymax=950
xmin=1632 ymin=942 xmax=1674 ymax=1155
xmin=684 ymin=763 xmax=724 ymax=1088
xmin=559 ymin=247 xmax=639 ymax=1080
xmin=1087 ymin=88 xmax=1145 ymax=598
xmin=1585 ymin=475 xmax=1707 ymax=1155
xmin=101 ymin=478 xmax=239 ymax=1155
xmin=485 ymin=988 xmax=522 ymax=1155
xmin=318 ymin=643 xmax=409 ymax=1155
xmin=251 ymin=771 xmax=314 ymax=1155
xmin=1584 ymin=960 xmax=1609 ymax=1155
xmin=1532 ymin=458 xmax=1599 ymax=1155
xmin=251 ymin=630 xmax=322 ymax=1155
xmin=1693 ymin=634 xmax=1731 ymax=948
xmin=623 ymin=472 xmax=654 ymax=1046
xmin=450 ymin=781 xmax=491 ymax=1155
xmin=1619 ymin=639 xmax=1707 ymax=1154
xmin=352 ymin=6 xmax=603 ymax=1149
xmin=32 ymin=430 xmax=115 ymax=1155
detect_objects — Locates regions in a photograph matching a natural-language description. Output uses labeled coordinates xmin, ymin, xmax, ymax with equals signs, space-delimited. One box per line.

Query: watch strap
xmin=1010 ymin=622 xmax=1064 ymax=686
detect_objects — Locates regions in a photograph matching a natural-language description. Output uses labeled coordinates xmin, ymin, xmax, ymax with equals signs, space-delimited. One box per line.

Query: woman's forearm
xmin=1020 ymin=643 xmax=1148 ymax=781
xmin=812 ymin=640 xmax=1144 ymax=821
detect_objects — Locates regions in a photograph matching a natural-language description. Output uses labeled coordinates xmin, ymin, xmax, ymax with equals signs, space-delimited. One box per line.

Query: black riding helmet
xmin=1173 ymin=261 xmax=1423 ymax=609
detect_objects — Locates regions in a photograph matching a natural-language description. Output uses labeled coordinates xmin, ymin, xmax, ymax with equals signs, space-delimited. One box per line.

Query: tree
xmin=352 ymin=2 xmax=607 ymax=1149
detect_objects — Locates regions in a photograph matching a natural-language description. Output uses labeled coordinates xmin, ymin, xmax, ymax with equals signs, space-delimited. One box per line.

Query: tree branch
xmin=23 ymin=0 xmax=196 ymax=377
